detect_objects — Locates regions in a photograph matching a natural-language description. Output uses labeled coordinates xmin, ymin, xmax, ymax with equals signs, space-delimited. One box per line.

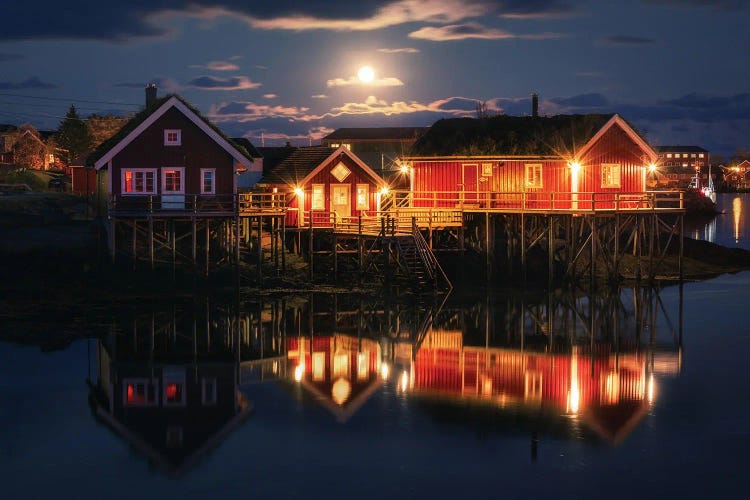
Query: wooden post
xmin=521 ymin=214 xmax=526 ymax=282
xmin=234 ymin=215 xmax=240 ymax=271
xmin=590 ymin=217 xmax=596 ymax=291
xmin=548 ymin=215 xmax=554 ymax=287
xmin=485 ymin=212 xmax=491 ymax=282
xmin=257 ymin=216 xmax=263 ymax=281
xmin=613 ymin=213 xmax=620 ymax=282
xmin=679 ymin=213 xmax=684 ymax=282
xmin=110 ymin=218 xmax=116 ymax=263
xmin=192 ymin=217 xmax=197 ymax=270
xmin=333 ymin=215 xmax=338 ymax=279
xmin=308 ymin=212 xmax=314 ymax=281
xmin=281 ymin=215 xmax=286 ymax=273
xmin=171 ymin=219 xmax=176 ymax=277
xmin=358 ymin=215 xmax=363 ymax=274
xmin=205 ymin=219 xmax=210 ymax=276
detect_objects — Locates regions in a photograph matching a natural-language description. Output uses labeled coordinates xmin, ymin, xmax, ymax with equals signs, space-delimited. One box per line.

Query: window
xmin=666 ymin=153 xmax=673 ymax=158
xmin=124 ymin=379 xmax=158 ymax=406
xmin=122 ymin=168 xmax=157 ymax=194
xmin=200 ymin=168 xmax=215 ymax=194
xmin=356 ymin=184 xmax=369 ymax=210
xmin=162 ymin=167 xmax=185 ymax=194
xmin=482 ymin=163 xmax=493 ymax=177
xmin=202 ymin=378 xmax=217 ymax=405
xmin=682 ymin=162 xmax=688 ymax=167
xmin=601 ymin=163 xmax=621 ymax=188
xmin=691 ymin=153 xmax=696 ymax=158
xmin=699 ymin=153 xmax=705 ymax=158
xmin=311 ymin=184 xmax=325 ymax=210
xmin=331 ymin=162 xmax=351 ymax=182
xmin=525 ymin=164 xmax=543 ymax=189
xmin=164 ymin=129 xmax=181 ymax=146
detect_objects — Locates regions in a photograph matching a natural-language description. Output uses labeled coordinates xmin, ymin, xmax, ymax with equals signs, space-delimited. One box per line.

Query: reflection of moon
xmin=332 ymin=377 xmax=351 ymax=405
xmin=358 ymin=66 xmax=375 ymax=83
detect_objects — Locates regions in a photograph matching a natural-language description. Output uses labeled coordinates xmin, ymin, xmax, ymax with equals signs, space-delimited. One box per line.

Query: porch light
xmin=648 ymin=163 xmax=657 ymax=173
xmin=294 ymin=187 xmax=304 ymax=197
xmin=400 ymin=164 xmax=410 ymax=174
xmin=569 ymin=161 xmax=581 ymax=174
xmin=379 ymin=186 xmax=390 ymax=196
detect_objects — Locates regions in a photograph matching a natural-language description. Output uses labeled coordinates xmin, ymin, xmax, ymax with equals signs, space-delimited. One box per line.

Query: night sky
xmin=1 ymin=0 xmax=748 ymax=157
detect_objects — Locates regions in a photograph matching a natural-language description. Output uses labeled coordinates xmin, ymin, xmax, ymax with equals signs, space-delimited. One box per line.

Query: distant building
xmin=723 ymin=159 xmax=750 ymax=189
xmin=653 ymin=146 xmax=710 ymax=189
xmin=321 ymin=127 xmax=428 ymax=173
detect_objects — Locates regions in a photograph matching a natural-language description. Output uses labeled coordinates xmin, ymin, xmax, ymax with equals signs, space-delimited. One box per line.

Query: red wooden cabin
xmin=402 ymin=114 xmax=657 ymax=211
xmin=89 ymin=92 xmax=258 ymax=215
xmin=256 ymin=146 xmax=388 ymax=227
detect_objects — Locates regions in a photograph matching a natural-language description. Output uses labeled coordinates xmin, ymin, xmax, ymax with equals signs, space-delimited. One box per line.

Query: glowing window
xmin=162 ymin=167 xmax=184 ymax=194
xmin=691 ymin=153 xmax=696 ymax=158
xmin=163 ymin=370 xmax=186 ymax=406
xmin=200 ymin=168 xmax=215 ymax=194
xmin=341 ymin=143 xmax=351 ymax=151
xmin=601 ymin=163 xmax=621 ymax=188
xmin=356 ymin=184 xmax=369 ymax=210
xmin=331 ymin=162 xmax=351 ymax=182
xmin=699 ymin=153 xmax=705 ymax=158
xmin=311 ymin=184 xmax=325 ymax=210
xmin=482 ymin=163 xmax=493 ymax=177
xmin=525 ymin=164 xmax=543 ymax=189
xmin=666 ymin=153 xmax=672 ymax=158
xmin=122 ymin=169 xmax=156 ymax=195
xmin=164 ymin=129 xmax=181 ymax=146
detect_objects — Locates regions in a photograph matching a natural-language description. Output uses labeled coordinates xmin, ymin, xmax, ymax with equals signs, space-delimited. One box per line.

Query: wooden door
xmin=330 ymin=184 xmax=351 ymax=217
xmin=462 ymin=164 xmax=478 ymax=205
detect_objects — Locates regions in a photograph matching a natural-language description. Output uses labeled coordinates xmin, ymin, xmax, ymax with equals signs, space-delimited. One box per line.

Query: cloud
xmin=661 ymin=92 xmax=750 ymax=109
xmin=0 ymin=53 xmax=23 ymax=62
xmin=210 ymin=101 xmax=311 ymax=121
xmin=186 ymin=75 xmax=261 ymax=90
xmin=376 ymin=47 xmax=420 ymax=53
xmin=326 ymin=76 xmax=404 ymax=87
xmin=263 ymin=94 xmax=278 ymax=99
xmin=409 ymin=22 xmax=562 ymax=41
xmin=600 ymin=35 xmax=656 ymax=46
xmin=0 ymin=77 xmax=57 ymax=90
xmin=311 ymin=94 xmax=329 ymax=99
xmin=498 ymin=0 xmax=575 ymax=18
xmin=643 ymin=0 xmax=748 ymax=10
xmin=191 ymin=61 xmax=241 ymax=71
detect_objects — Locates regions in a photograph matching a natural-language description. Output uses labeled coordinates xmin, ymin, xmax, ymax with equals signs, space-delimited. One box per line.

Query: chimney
xmin=145 ymin=83 xmax=157 ymax=108
xmin=531 ymin=92 xmax=539 ymax=117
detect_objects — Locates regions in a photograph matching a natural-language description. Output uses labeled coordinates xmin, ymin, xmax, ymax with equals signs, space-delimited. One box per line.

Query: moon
xmin=358 ymin=66 xmax=375 ymax=83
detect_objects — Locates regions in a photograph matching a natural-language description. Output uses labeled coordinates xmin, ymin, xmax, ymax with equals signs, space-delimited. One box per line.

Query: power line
xmin=0 ymin=92 xmax=142 ymax=107
xmin=0 ymin=100 xmax=133 ymax=114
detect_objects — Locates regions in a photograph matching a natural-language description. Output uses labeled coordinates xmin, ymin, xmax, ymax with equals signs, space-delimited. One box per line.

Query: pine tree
xmin=56 ymin=105 xmax=92 ymax=164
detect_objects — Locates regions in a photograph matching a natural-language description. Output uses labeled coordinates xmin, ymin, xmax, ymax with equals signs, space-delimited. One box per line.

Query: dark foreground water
xmin=2 ymin=197 xmax=750 ymax=499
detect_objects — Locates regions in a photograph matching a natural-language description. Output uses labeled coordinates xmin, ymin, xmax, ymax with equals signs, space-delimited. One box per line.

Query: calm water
xmin=2 ymin=200 xmax=750 ymax=499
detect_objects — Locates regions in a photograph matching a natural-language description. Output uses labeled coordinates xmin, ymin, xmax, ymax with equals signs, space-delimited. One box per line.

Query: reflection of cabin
xmin=88 ymin=86 xmax=258 ymax=215
xmin=256 ymin=146 xmax=388 ymax=227
xmin=287 ymin=334 xmax=382 ymax=422
xmin=89 ymin=337 xmax=251 ymax=475
xmin=410 ymin=330 xmax=654 ymax=443
xmin=402 ymin=114 xmax=656 ymax=211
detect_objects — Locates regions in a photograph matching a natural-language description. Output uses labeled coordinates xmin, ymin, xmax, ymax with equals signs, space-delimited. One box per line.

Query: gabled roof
xmin=88 ymin=94 xmax=254 ymax=170
xmin=323 ymin=127 xmax=428 ymax=142
xmin=256 ymin=145 xmax=297 ymax=174
xmin=412 ymin=114 xmax=617 ymax=156
xmin=231 ymin=137 xmax=262 ymax=158
xmin=258 ymin=146 xmax=386 ymax=188
xmin=655 ymin=145 xmax=709 ymax=153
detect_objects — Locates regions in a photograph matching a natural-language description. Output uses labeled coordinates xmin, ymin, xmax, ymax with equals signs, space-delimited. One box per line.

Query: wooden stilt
xmin=548 ymin=215 xmax=554 ymax=287
xmin=281 ymin=215 xmax=286 ymax=273
xmin=132 ymin=220 xmax=137 ymax=269
xmin=149 ymin=217 xmax=154 ymax=270
xmin=309 ymin=214 xmax=314 ymax=281
xmin=171 ymin=219 xmax=176 ymax=278
xmin=257 ymin=216 xmax=263 ymax=281
xmin=205 ymin=219 xmax=210 ymax=276
xmin=110 ymin=218 xmax=116 ymax=263
xmin=192 ymin=217 xmax=197 ymax=270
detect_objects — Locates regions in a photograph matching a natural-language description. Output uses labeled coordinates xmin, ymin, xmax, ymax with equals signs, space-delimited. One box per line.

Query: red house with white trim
xmin=256 ymin=146 xmax=388 ymax=227
xmin=87 ymin=90 xmax=259 ymax=214
xmin=402 ymin=114 xmax=657 ymax=211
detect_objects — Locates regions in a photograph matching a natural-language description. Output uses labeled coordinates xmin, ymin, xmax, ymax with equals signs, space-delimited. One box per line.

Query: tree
xmin=87 ymin=114 xmax=128 ymax=147
xmin=56 ymin=105 xmax=92 ymax=164
xmin=12 ymin=124 xmax=46 ymax=170
xmin=475 ymin=100 xmax=489 ymax=119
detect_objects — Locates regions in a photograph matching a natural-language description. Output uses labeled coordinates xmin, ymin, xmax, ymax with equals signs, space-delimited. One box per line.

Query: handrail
xmin=109 ymin=192 xmax=288 ymax=214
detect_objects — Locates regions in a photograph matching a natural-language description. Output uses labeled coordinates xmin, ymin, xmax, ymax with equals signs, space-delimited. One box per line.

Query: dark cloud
xmin=550 ymin=93 xmax=609 ymax=107
xmin=0 ymin=53 xmax=23 ymax=61
xmin=186 ymin=75 xmax=261 ymax=90
xmin=0 ymin=77 xmax=57 ymax=90
xmin=662 ymin=92 xmax=750 ymax=109
xmin=600 ymin=35 xmax=656 ymax=46
xmin=499 ymin=0 xmax=575 ymax=18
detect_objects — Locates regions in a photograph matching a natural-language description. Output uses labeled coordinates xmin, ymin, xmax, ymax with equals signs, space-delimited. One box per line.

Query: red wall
xmin=71 ymin=166 xmax=97 ymax=196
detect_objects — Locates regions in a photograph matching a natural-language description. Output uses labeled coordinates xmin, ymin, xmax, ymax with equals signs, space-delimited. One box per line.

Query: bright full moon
xmin=358 ymin=66 xmax=375 ymax=83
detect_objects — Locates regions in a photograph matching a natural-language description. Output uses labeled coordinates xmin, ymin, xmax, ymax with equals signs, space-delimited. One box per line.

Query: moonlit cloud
xmin=186 ymin=75 xmax=261 ymax=90
xmin=190 ymin=61 xmax=241 ymax=71
xmin=210 ymin=101 xmax=311 ymax=122
xmin=311 ymin=94 xmax=329 ymax=99
xmin=263 ymin=94 xmax=278 ymax=99
xmin=376 ymin=47 xmax=421 ymax=53
xmin=326 ymin=76 xmax=404 ymax=87
xmin=409 ymin=22 xmax=562 ymax=41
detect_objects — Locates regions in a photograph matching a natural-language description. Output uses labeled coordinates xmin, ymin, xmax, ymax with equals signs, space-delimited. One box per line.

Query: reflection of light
xmin=647 ymin=374 xmax=656 ymax=403
xmin=380 ymin=362 xmax=390 ymax=380
xmin=332 ymin=378 xmax=351 ymax=405
xmin=400 ymin=371 xmax=409 ymax=392
xmin=734 ymin=196 xmax=742 ymax=243
xmin=567 ymin=351 xmax=580 ymax=414
xmin=294 ymin=363 xmax=304 ymax=382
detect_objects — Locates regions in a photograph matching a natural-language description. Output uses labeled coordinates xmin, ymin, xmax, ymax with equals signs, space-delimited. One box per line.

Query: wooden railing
xmin=109 ymin=192 xmax=287 ymax=215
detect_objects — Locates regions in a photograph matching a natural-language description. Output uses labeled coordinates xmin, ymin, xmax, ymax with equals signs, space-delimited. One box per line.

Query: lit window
xmin=601 ymin=163 xmax=621 ymax=188
xmin=162 ymin=167 xmax=184 ymax=194
xmin=682 ymin=163 xmax=688 ymax=167
xmin=691 ymin=153 xmax=696 ymax=158
xmin=331 ymin=162 xmax=351 ymax=182
xmin=164 ymin=129 xmax=181 ymax=146
xmin=311 ymin=184 xmax=325 ymax=210
xmin=341 ymin=143 xmax=352 ymax=151
xmin=122 ymin=169 xmax=157 ymax=194
xmin=329 ymin=143 xmax=340 ymax=148
xmin=525 ymin=164 xmax=543 ymax=189
xmin=482 ymin=163 xmax=493 ymax=177
xmin=699 ymin=153 xmax=705 ymax=158
xmin=202 ymin=378 xmax=217 ymax=405
xmin=666 ymin=153 xmax=672 ymax=158
xmin=124 ymin=378 xmax=157 ymax=406
xmin=200 ymin=168 xmax=215 ymax=194
xmin=48 ymin=154 xmax=55 ymax=163
xmin=356 ymin=184 xmax=369 ymax=210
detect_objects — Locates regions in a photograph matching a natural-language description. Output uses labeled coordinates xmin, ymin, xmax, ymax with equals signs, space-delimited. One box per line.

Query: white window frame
xmin=525 ymin=164 xmax=543 ymax=189
xmin=164 ymin=129 xmax=181 ymax=146
xmin=201 ymin=377 xmax=217 ymax=406
xmin=162 ymin=167 xmax=185 ymax=195
xmin=311 ymin=184 xmax=325 ymax=210
xmin=200 ymin=168 xmax=216 ymax=195
xmin=601 ymin=163 xmax=621 ymax=188
xmin=123 ymin=378 xmax=158 ymax=407
xmin=121 ymin=168 xmax=157 ymax=195
xmin=356 ymin=184 xmax=369 ymax=210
